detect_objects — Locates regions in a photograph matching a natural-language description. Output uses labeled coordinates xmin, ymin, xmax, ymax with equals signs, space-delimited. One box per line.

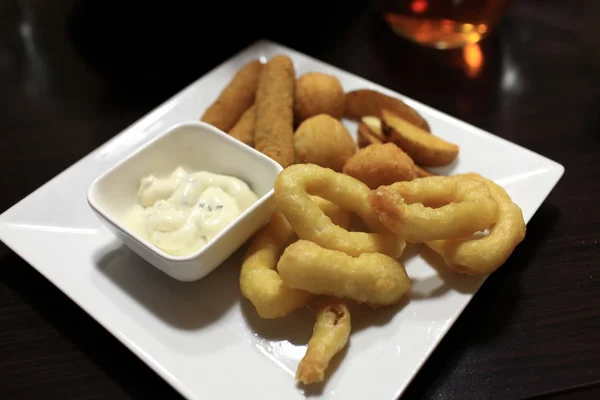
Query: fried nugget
xmin=201 ymin=60 xmax=263 ymax=132
xmin=294 ymin=114 xmax=357 ymax=172
xmin=228 ymin=104 xmax=255 ymax=146
xmin=295 ymin=72 xmax=346 ymax=123
xmin=343 ymin=143 xmax=418 ymax=189
xmin=254 ymin=55 xmax=296 ymax=168
xmin=344 ymin=89 xmax=431 ymax=132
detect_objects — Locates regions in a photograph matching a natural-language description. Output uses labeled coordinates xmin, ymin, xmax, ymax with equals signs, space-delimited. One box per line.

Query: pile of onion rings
xmin=239 ymin=164 xmax=526 ymax=386
xmin=239 ymin=163 xmax=526 ymax=385
xmin=204 ymin=55 xmax=527 ymax=389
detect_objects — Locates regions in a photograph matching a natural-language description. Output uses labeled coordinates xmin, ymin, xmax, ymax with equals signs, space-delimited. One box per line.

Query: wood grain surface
xmin=1 ymin=0 xmax=599 ymax=399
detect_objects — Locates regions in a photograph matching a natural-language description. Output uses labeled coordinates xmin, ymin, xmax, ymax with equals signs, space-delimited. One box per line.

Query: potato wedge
xmin=361 ymin=116 xmax=384 ymax=138
xmin=357 ymin=122 xmax=383 ymax=148
xmin=414 ymin=165 xmax=435 ymax=177
xmin=358 ymin=116 xmax=437 ymax=174
xmin=344 ymin=89 xmax=430 ymax=132
xmin=381 ymin=109 xmax=458 ymax=167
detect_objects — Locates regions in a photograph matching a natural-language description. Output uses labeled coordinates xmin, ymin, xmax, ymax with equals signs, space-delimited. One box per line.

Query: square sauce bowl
xmin=87 ymin=121 xmax=283 ymax=282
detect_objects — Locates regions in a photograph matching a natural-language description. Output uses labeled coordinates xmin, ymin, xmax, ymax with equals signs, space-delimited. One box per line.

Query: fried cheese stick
xmin=228 ymin=104 xmax=256 ymax=146
xmin=201 ymin=60 xmax=263 ymax=132
xmin=254 ymin=55 xmax=296 ymax=168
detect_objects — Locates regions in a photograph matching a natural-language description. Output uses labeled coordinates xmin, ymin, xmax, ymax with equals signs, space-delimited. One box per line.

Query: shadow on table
xmin=400 ymin=202 xmax=561 ymax=399
xmin=0 ymin=251 xmax=185 ymax=400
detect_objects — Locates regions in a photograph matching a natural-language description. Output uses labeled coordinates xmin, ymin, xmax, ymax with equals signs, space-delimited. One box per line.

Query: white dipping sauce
xmin=125 ymin=166 xmax=258 ymax=256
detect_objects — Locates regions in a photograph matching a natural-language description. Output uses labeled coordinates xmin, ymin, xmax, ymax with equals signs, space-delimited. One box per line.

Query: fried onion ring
xmin=296 ymin=299 xmax=351 ymax=385
xmin=425 ymin=173 xmax=526 ymax=275
xmin=278 ymin=240 xmax=411 ymax=306
xmin=274 ymin=164 xmax=405 ymax=258
xmin=240 ymin=197 xmax=351 ymax=319
xmin=368 ymin=175 xmax=499 ymax=243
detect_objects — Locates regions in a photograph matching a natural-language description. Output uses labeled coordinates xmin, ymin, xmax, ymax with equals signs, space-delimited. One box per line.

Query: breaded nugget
xmin=342 ymin=143 xmax=418 ymax=189
xmin=254 ymin=55 xmax=296 ymax=168
xmin=294 ymin=114 xmax=357 ymax=172
xmin=295 ymin=72 xmax=346 ymax=123
xmin=228 ymin=104 xmax=255 ymax=146
xmin=201 ymin=60 xmax=263 ymax=131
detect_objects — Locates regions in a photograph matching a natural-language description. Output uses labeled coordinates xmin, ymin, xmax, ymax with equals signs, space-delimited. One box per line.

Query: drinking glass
xmin=376 ymin=0 xmax=514 ymax=49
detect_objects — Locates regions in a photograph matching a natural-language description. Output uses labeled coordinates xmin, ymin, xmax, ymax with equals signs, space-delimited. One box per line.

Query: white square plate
xmin=0 ymin=40 xmax=564 ymax=400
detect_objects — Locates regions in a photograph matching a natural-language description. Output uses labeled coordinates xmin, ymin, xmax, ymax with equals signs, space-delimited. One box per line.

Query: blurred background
xmin=2 ymin=0 xmax=597 ymax=107
xmin=1 ymin=0 xmax=598 ymax=210
xmin=2 ymin=0 xmax=598 ymax=114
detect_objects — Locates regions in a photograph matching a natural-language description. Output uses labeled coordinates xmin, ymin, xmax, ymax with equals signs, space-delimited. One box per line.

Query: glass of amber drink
xmin=376 ymin=0 xmax=514 ymax=49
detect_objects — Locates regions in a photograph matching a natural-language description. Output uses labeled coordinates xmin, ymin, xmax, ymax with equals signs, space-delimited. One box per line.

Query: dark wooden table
xmin=1 ymin=0 xmax=599 ymax=399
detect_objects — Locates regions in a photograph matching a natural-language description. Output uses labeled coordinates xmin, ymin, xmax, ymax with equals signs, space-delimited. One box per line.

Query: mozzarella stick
xmin=228 ymin=104 xmax=255 ymax=147
xmin=201 ymin=60 xmax=263 ymax=132
xmin=254 ymin=55 xmax=296 ymax=168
